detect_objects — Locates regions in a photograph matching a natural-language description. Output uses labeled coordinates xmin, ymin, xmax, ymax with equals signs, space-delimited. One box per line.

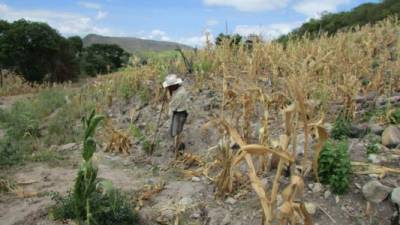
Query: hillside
xmin=279 ymin=0 xmax=400 ymax=40
xmin=83 ymin=34 xmax=192 ymax=53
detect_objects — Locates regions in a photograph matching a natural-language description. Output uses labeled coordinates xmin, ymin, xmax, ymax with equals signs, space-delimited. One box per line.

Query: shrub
xmin=331 ymin=114 xmax=352 ymax=139
xmin=318 ymin=139 xmax=352 ymax=194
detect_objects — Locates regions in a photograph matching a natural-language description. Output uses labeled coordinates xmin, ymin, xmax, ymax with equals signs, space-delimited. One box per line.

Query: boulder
xmin=382 ymin=126 xmax=400 ymax=148
xmin=369 ymin=123 xmax=384 ymax=135
xmin=349 ymin=123 xmax=369 ymax=138
xmin=362 ymin=180 xmax=392 ymax=203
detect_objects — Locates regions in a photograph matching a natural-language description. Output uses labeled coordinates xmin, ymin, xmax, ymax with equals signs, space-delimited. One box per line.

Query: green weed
xmin=331 ymin=114 xmax=352 ymax=140
xmin=318 ymin=139 xmax=352 ymax=194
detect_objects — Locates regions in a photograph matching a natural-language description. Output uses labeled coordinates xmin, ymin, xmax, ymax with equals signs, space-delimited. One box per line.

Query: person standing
xmin=162 ymin=74 xmax=189 ymax=159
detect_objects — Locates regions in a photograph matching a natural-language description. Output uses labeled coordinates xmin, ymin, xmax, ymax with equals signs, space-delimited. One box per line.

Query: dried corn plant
xmin=102 ymin=119 xmax=132 ymax=155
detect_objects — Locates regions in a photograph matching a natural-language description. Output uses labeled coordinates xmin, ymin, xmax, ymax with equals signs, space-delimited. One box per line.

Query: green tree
xmin=0 ymin=19 xmax=78 ymax=82
xmin=82 ymin=44 xmax=129 ymax=76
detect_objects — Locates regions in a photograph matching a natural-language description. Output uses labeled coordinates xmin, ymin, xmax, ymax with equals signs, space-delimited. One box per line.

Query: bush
xmin=318 ymin=139 xmax=352 ymax=194
xmin=331 ymin=114 xmax=352 ymax=139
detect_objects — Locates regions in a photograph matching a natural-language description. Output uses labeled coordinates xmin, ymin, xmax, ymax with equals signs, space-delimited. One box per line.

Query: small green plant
xmin=366 ymin=134 xmax=380 ymax=155
xmin=331 ymin=114 xmax=351 ymax=140
xmin=388 ymin=108 xmax=400 ymax=124
xmin=130 ymin=123 xmax=152 ymax=154
xmin=318 ymin=139 xmax=352 ymax=194
xmin=50 ymin=110 xmax=139 ymax=225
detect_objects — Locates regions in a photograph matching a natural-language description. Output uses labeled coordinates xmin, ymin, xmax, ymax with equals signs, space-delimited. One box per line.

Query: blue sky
xmin=0 ymin=0 xmax=380 ymax=46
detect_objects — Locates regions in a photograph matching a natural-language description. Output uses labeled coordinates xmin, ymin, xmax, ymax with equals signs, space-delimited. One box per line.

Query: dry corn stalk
xmin=351 ymin=161 xmax=400 ymax=178
xmin=137 ymin=181 xmax=166 ymax=207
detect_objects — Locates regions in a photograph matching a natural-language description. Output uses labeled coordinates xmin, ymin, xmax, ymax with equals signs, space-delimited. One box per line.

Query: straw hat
xmin=162 ymin=74 xmax=183 ymax=88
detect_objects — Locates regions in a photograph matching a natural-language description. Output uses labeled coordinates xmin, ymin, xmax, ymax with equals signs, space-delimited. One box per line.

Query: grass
xmin=0 ymin=89 xmax=67 ymax=167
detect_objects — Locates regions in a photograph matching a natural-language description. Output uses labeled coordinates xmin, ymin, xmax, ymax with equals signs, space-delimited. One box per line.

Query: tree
xmin=215 ymin=33 xmax=243 ymax=46
xmin=67 ymin=36 xmax=83 ymax=55
xmin=82 ymin=44 xmax=129 ymax=76
xmin=0 ymin=19 xmax=78 ymax=82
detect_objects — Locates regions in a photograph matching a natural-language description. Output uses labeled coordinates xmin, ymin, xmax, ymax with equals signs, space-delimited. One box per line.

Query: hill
xmin=83 ymin=34 xmax=192 ymax=53
xmin=279 ymin=0 xmax=400 ymax=41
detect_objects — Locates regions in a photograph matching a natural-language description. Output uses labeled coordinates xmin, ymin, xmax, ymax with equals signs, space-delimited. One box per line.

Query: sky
xmin=0 ymin=0 xmax=380 ymax=47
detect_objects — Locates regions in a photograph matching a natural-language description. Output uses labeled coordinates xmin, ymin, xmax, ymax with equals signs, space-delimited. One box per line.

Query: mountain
xmin=83 ymin=34 xmax=192 ymax=53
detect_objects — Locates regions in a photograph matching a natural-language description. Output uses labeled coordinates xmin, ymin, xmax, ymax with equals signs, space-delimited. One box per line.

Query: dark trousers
xmin=170 ymin=111 xmax=188 ymax=137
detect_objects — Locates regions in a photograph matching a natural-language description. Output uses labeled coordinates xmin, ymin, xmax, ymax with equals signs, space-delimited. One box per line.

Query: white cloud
xmin=293 ymin=0 xmax=351 ymax=18
xmin=146 ymin=29 xmax=171 ymax=41
xmin=179 ymin=32 xmax=214 ymax=47
xmin=78 ymin=1 xmax=108 ymax=20
xmin=203 ymin=0 xmax=289 ymax=12
xmin=0 ymin=3 xmax=111 ymax=36
xmin=78 ymin=1 xmax=101 ymax=10
xmin=96 ymin=10 xmax=108 ymax=19
xmin=234 ymin=22 xmax=302 ymax=40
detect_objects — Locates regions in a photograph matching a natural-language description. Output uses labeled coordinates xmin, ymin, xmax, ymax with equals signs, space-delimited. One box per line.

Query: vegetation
xmin=0 ymin=89 xmax=67 ymax=167
xmin=388 ymin=107 xmax=400 ymax=124
xmin=0 ymin=19 xmax=79 ymax=82
xmin=50 ymin=110 xmax=139 ymax=225
xmin=0 ymin=19 xmax=130 ymax=83
xmin=318 ymin=140 xmax=352 ymax=194
xmin=81 ymin=44 xmax=129 ymax=76
xmin=278 ymin=0 xmax=400 ymax=41
xmin=331 ymin=114 xmax=352 ymax=140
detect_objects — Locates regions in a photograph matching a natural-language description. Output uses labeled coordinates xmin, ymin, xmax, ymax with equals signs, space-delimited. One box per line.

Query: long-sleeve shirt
xmin=168 ymin=86 xmax=190 ymax=116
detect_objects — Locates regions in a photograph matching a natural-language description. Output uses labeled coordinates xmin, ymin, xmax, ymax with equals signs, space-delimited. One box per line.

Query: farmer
xmin=162 ymin=74 xmax=189 ymax=159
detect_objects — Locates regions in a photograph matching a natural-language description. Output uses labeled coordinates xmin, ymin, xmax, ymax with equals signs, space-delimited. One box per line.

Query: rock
xmin=349 ymin=123 xmax=369 ymax=138
xmin=369 ymin=123 xmax=385 ymax=135
xmin=368 ymin=154 xmax=387 ymax=164
xmin=362 ymin=180 xmax=392 ymax=203
xmin=382 ymin=126 xmax=400 ymax=148
xmin=324 ymin=190 xmax=331 ymax=199
xmin=391 ymin=187 xmax=400 ymax=205
xmin=308 ymin=183 xmax=323 ymax=193
xmin=304 ymin=202 xmax=318 ymax=215
xmin=225 ymin=197 xmax=237 ymax=205
xmin=59 ymin=143 xmax=77 ymax=151
xmin=179 ymin=197 xmax=193 ymax=208
xmin=191 ymin=176 xmax=201 ymax=182
xmin=139 ymin=207 xmax=158 ymax=224
xmin=208 ymin=208 xmax=231 ymax=225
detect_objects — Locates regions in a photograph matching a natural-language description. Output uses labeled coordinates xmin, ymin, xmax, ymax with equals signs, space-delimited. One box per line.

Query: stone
xmin=368 ymin=154 xmax=387 ymax=164
xmin=391 ymin=187 xmax=400 ymax=205
xmin=349 ymin=123 xmax=369 ymax=138
xmin=225 ymin=197 xmax=237 ymax=205
xmin=208 ymin=208 xmax=231 ymax=225
xmin=304 ymin=202 xmax=318 ymax=215
xmin=312 ymin=183 xmax=323 ymax=193
xmin=324 ymin=190 xmax=331 ymax=199
xmin=191 ymin=176 xmax=201 ymax=182
xmin=362 ymin=180 xmax=392 ymax=203
xmin=59 ymin=143 xmax=77 ymax=151
xmin=382 ymin=126 xmax=400 ymax=148
xmin=179 ymin=197 xmax=193 ymax=208
xmin=369 ymin=123 xmax=384 ymax=135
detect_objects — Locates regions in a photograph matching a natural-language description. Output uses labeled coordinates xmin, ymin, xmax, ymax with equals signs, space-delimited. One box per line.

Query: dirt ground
xmin=1 ymin=84 xmax=400 ymax=225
